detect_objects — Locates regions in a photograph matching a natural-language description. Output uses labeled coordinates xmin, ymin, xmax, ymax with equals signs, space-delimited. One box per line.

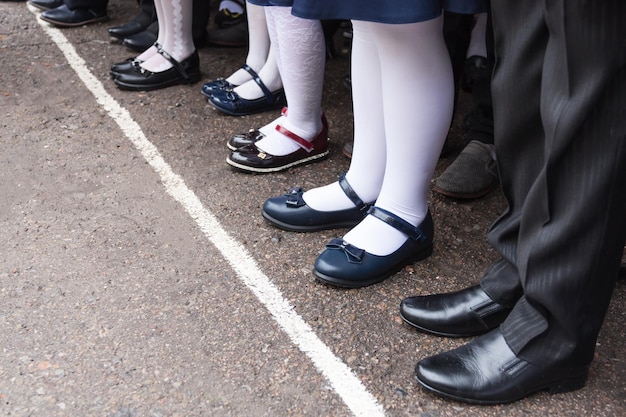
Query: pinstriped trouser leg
xmin=483 ymin=0 xmax=626 ymax=366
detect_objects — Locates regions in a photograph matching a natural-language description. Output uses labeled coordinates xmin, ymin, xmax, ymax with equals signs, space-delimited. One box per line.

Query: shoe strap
xmin=367 ymin=206 xmax=427 ymax=242
xmin=338 ymin=173 xmax=368 ymax=212
xmin=157 ymin=46 xmax=192 ymax=81
xmin=275 ymin=125 xmax=314 ymax=152
xmin=241 ymin=63 xmax=276 ymax=105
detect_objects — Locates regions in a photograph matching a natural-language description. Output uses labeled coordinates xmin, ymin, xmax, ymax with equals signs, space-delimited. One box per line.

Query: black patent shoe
xmin=122 ymin=21 xmax=158 ymax=52
xmin=209 ymin=65 xmax=284 ymax=116
xmin=400 ymin=285 xmax=512 ymax=337
xmin=114 ymin=48 xmax=201 ymax=91
xmin=108 ymin=0 xmax=156 ymax=40
xmin=28 ymin=0 xmax=62 ymax=11
xmin=110 ymin=42 xmax=160 ymax=78
xmin=262 ymin=174 xmax=372 ymax=232
xmin=313 ymin=207 xmax=434 ymax=288
xmin=40 ymin=4 xmax=108 ymax=27
xmin=416 ymin=329 xmax=589 ymax=404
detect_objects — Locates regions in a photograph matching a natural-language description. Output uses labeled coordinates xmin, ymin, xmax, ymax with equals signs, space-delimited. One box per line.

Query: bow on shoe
xmin=325 ymin=238 xmax=364 ymax=264
xmin=285 ymin=187 xmax=305 ymax=207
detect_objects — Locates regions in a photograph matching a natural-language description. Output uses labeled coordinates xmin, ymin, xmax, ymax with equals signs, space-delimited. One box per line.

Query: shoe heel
xmin=547 ymin=374 xmax=587 ymax=395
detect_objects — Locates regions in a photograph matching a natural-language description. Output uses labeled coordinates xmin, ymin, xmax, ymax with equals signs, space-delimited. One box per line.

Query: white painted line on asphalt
xmin=31 ymin=7 xmax=386 ymax=417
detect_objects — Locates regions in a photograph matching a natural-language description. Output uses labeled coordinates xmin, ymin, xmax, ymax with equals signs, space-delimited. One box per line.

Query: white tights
xmin=226 ymin=2 xmax=283 ymax=100
xmin=304 ymin=17 xmax=454 ymax=256
xmin=139 ymin=0 xmax=195 ymax=73
xmin=254 ymin=6 xmax=326 ymax=156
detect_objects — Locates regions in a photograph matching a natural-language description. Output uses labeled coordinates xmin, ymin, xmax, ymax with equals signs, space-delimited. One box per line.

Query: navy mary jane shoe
xmin=209 ymin=64 xmax=285 ymax=116
xmin=314 ymin=207 xmax=434 ymax=288
xmin=201 ymin=63 xmax=262 ymax=97
xmin=262 ymin=174 xmax=372 ymax=232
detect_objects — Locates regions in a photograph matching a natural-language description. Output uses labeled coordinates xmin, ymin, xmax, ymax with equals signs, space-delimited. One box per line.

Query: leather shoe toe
xmin=108 ymin=8 xmax=156 ymax=40
xmin=28 ymin=0 xmax=63 ymax=11
xmin=400 ymin=285 xmax=511 ymax=337
xmin=40 ymin=4 xmax=108 ymax=27
xmin=262 ymin=184 xmax=371 ymax=232
xmin=227 ymin=128 xmax=265 ymax=151
xmin=227 ymin=122 xmax=329 ymax=173
xmin=122 ymin=21 xmax=158 ymax=52
xmin=416 ymin=329 xmax=588 ymax=404
xmin=210 ymin=88 xmax=285 ymax=116
xmin=201 ymin=78 xmax=237 ymax=97
xmin=227 ymin=108 xmax=324 ymax=151
xmin=110 ymin=58 xmax=141 ymax=78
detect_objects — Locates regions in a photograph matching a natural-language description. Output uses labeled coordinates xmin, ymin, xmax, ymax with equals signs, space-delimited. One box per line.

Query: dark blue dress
xmin=248 ymin=0 xmax=488 ymax=24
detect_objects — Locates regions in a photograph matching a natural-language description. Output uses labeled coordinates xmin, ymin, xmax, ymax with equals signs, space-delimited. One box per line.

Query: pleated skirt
xmin=248 ymin=0 xmax=489 ymax=23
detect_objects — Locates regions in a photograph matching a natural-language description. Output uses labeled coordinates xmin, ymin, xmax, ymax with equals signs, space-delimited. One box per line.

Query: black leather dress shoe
xmin=227 ymin=122 xmax=329 ymax=173
xmin=415 ymin=329 xmax=589 ymax=404
xmin=40 ymin=4 xmax=108 ymax=27
xmin=122 ymin=21 xmax=158 ymax=52
xmin=262 ymin=174 xmax=372 ymax=232
xmin=114 ymin=49 xmax=201 ymax=91
xmin=28 ymin=0 xmax=62 ymax=11
xmin=108 ymin=0 xmax=156 ymax=40
xmin=314 ymin=208 xmax=434 ymax=288
xmin=400 ymin=285 xmax=511 ymax=337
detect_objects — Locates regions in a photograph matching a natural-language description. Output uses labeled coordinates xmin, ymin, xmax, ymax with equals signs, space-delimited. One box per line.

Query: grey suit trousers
xmin=479 ymin=0 xmax=626 ymax=366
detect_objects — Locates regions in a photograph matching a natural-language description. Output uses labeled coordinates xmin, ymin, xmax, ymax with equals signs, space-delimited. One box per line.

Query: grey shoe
xmin=433 ymin=140 xmax=498 ymax=199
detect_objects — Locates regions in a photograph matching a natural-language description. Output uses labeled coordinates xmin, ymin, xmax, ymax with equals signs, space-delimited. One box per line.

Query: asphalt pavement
xmin=1 ymin=2 xmax=624 ymax=416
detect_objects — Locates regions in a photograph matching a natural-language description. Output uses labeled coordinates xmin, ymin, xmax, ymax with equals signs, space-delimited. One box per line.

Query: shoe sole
xmin=415 ymin=370 xmax=588 ymax=405
xmin=261 ymin=210 xmax=361 ymax=232
xmin=313 ymin=245 xmax=433 ymax=289
xmin=398 ymin=311 xmax=492 ymax=338
xmin=39 ymin=15 xmax=109 ymax=28
xmin=209 ymin=99 xmax=284 ymax=117
xmin=225 ymin=150 xmax=329 ymax=173
xmin=114 ymin=73 xmax=201 ymax=91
